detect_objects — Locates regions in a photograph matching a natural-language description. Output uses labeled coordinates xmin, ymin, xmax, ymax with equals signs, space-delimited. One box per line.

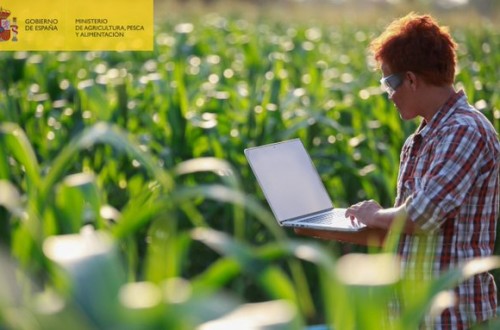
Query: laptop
xmin=245 ymin=139 xmax=366 ymax=232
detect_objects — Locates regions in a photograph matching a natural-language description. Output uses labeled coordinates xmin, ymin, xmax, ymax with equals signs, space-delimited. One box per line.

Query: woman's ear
xmin=406 ymin=71 xmax=418 ymax=91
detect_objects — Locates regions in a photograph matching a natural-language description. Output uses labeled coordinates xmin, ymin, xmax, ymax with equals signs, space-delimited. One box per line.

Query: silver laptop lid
xmin=245 ymin=139 xmax=333 ymax=223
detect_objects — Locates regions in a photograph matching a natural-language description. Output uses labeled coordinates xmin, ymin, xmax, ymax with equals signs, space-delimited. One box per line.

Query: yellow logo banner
xmin=0 ymin=0 xmax=153 ymax=51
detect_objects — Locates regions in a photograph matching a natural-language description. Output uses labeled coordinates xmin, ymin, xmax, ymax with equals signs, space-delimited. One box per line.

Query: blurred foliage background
xmin=0 ymin=0 xmax=499 ymax=329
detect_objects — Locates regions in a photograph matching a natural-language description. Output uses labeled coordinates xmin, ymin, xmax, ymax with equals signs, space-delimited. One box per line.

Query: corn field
xmin=0 ymin=9 xmax=499 ymax=329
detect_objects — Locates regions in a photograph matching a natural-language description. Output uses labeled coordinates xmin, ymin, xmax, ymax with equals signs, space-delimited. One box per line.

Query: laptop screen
xmin=245 ymin=139 xmax=333 ymax=222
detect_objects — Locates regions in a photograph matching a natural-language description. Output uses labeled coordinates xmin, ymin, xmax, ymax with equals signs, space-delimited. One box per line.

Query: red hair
xmin=370 ymin=13 xmax=457 ymax=86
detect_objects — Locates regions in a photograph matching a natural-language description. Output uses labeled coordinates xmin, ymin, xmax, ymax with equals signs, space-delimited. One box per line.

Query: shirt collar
xmin=415 ymin=90 xmax=466 ymax=138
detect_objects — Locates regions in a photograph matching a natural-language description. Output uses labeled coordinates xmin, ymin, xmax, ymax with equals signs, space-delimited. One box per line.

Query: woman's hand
xmin=346 ymin=199 xmax=382 ymax=227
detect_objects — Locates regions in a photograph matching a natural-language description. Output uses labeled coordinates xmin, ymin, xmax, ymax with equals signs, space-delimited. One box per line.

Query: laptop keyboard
xmin=304 ymin=209 xmax=351 ymax=225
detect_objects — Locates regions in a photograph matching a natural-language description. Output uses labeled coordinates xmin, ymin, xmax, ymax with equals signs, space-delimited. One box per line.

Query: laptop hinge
xmin=282 ymin=208 xmax=333 ymax=223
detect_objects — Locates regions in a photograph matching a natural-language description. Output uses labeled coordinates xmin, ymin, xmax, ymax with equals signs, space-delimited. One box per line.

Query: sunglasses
xmin=380 ymin=73 xmax=404 ymax=97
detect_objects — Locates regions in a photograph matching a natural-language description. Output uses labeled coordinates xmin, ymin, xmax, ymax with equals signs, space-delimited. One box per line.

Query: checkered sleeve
xmin=405 ymin=125 xmax=487 ymax=232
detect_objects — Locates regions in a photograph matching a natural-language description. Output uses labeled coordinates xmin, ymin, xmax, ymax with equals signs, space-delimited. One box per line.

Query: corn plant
xmin=0 ymin=11 xmax=499 ymax=329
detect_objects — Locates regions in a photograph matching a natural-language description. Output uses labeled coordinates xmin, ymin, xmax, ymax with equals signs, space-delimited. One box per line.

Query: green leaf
xmin=0 ymin=123 xmax=41 ymax=195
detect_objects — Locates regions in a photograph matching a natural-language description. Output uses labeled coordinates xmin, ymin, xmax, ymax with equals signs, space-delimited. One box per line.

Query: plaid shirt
xmin=396 ymin=90 xmax=500 ymax=329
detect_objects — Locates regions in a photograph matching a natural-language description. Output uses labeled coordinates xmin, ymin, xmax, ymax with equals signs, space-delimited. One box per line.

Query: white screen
xmin=245 ymin=139 xmax=333 ymax=222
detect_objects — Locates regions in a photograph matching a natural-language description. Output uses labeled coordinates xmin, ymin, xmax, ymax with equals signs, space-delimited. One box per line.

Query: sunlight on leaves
xmin=197 ymin=300 xmax=296 ymax=330
xmin=43 ymin=227 xmax=113 ymax=264
xmin=336 ymin=253 xmax=400 ymax=286
xmin=428 ymin=291 xmax=456 ymax=320
xmin=462 ymin=256 xmax=500 ymax=279
xmin=119 ymin=282 xmax=162 ymax=309
xmin=163 ymin=277 xmax=193 ymax=305
xmin=0 ymin=180 xmax=22 ymax=215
